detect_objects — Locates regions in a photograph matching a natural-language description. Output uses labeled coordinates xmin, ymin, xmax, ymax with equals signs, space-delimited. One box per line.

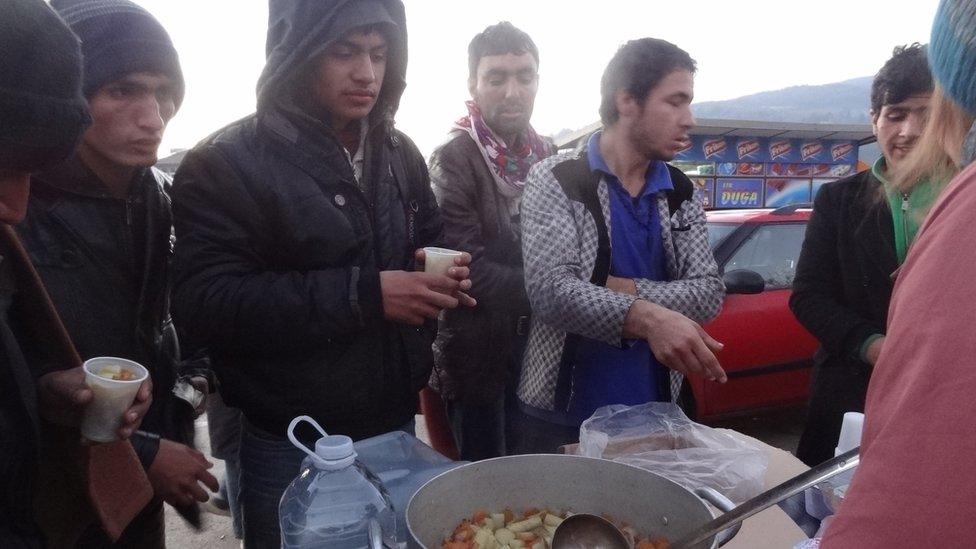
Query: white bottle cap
xmin=316 ymin=434 xmax=354 ymax=460
xmin=313 ymin=435 xmax=356 ymax=470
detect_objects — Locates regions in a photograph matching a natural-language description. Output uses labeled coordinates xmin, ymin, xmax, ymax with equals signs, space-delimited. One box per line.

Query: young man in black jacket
xmin=790 ymin=44 xmax=936 ymax=466
xmin=0 ymin=0 xmax=152 ymax=545
xmin=429 ymin=22 xmax=552 ymax=460
xmin=17 ymin=1 xmax=218 ymax=546
xmin=171 ymin=1 xmax=473 ymax=546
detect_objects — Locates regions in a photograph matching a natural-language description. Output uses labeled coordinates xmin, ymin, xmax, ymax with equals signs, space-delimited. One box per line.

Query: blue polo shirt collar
xmin=586 ymin=131 xmax=674 ymax=197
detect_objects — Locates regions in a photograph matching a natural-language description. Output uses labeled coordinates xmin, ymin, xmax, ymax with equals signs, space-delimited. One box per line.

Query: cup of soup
xmin=80 ymin=357 xmax=149 ymax=443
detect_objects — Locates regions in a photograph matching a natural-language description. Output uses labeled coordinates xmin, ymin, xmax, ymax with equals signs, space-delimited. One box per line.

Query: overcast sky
xmin=144 ymin=0 xmax=941 ymax=158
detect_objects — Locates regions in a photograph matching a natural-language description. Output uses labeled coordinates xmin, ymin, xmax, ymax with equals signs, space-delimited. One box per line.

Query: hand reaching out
xmin=147 ymin=439 xmax=219 ymax=508
xmin=624 ymin=300 xmax=727 ymax=383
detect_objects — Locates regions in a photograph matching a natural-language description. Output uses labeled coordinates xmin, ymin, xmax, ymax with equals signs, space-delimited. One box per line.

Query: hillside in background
xmin=691 ymin=76 xmax=873 ymax=124
xmin=549 ymin=76 xmax=874 ymax=144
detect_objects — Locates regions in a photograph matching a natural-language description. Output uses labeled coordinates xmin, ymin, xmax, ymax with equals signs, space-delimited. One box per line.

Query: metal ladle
xmin=552 ymin=447 xmax=860 ymax=549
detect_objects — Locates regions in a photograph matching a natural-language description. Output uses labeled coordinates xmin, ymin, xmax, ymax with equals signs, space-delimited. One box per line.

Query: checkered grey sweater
xmin=518 ymin=149 xmax=724 ymax=412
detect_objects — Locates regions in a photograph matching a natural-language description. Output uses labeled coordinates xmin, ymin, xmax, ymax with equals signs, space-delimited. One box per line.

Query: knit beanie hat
xmin=929 ymin=0 xmax=976 ymax=116
xmin=51 ymin=0 xmax=185 ymax=109
xmin=0 ymin=0 xmax=91 ymax=172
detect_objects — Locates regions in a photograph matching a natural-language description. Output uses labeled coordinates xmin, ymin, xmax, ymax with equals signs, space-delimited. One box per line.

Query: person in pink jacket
xmin=822 ymin=0 xmax=976 ymax=546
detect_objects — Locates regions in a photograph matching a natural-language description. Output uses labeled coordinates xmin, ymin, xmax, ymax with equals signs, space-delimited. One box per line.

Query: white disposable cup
xmin=835 ymin=411 xmax=864 ymax=456
xmin=80 ymin=357 xmax=149 ymax=443
xmin=423 ymin=247 xmax=463 ymax=276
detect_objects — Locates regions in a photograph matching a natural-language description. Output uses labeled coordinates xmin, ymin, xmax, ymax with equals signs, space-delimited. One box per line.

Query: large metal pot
xmin=406 ymin=454 xmax=740 ymax=549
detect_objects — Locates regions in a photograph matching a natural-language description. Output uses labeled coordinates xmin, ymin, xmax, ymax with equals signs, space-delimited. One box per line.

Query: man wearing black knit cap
xmin=0 ymin=0 xmax=156 ymax=546
xmin=16 ymin=1 xmax=217 ymax=546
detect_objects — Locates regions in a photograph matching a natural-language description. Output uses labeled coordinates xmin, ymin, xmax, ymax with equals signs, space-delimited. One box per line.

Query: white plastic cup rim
xmin=423 ymin=247 xmax=463 ymax=276
xmin=83 ymin=357 xmax=149 ymax=384
xmin=422 ymin=247 xmax=463 ymax=258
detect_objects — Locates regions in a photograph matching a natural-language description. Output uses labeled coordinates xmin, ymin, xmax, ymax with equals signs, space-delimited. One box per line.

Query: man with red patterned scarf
xmin=428 ymin=21 xmax=553 ymax=461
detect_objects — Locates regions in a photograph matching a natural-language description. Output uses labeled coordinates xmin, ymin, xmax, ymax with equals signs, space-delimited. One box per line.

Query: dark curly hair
xmin=871 ymin=43 xmax=934 ymax=113
xmin=599 ymin=38 xmax=696 ymax=126
xmin=468 ymin=21 xmax=539 ymax=79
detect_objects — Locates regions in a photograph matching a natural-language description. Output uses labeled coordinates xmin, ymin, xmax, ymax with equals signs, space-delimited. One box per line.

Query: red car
xmin=679 ymin=205 xmax=818 ymax=420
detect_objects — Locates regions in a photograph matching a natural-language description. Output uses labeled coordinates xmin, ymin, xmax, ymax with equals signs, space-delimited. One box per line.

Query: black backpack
xmin=551 ymin=153 xmax=694 ymax=287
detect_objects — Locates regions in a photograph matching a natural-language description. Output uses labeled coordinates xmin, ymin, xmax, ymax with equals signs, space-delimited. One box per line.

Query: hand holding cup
xmin=79 ymin=357 xmax=151 ymax=442
xmin=417 ymin=247 xmax=476 ymax=307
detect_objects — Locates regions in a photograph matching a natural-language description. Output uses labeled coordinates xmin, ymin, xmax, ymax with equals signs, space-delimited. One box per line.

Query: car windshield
xmin=706 ymin=222 xmax=740 ymax=250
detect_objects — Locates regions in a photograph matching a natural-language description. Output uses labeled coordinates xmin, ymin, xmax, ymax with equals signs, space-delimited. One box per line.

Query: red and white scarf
xmin=453 ymin=100 xmax=554 ymax=201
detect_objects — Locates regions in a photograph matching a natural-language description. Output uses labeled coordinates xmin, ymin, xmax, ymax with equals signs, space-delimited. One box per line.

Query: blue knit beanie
xmin=929 ymin=0 xmax=976 ymax=116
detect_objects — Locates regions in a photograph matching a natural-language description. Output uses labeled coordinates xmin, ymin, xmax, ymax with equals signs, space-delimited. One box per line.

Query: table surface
xmin=715 ymin=430 xmax=808 ymax=549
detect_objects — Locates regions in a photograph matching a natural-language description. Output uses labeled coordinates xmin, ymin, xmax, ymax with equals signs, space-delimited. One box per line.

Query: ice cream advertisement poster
xmin=716 ymin=178 xmax=763 ymax=208
xmin=675 ymin=136 xmax=857 ymax=165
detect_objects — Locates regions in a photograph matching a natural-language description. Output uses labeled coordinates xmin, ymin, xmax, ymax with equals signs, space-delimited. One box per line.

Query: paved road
xmin=165 ymin=408 xmax=805 ymax=547
xmin=164 ymin=415 xmax=238 ymax=548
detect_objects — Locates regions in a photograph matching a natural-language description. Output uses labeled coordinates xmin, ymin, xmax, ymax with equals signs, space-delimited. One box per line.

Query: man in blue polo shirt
xmin=568 ymin=136 xmax=674 ymax=420
xmin=515 ymin=38 xmax=725 ymax=452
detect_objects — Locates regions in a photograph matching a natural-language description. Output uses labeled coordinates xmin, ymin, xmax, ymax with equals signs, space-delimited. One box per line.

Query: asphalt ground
xmin=164 ymin=415 xmax=238 ymax=549
xmin=165 ymin=407 xmax=806 ymax=548
xmin=706 ymin=405 xmax=806 ymax=454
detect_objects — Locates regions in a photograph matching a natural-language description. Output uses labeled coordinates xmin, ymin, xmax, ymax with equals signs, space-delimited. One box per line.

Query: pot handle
xmin=694 ymin=487 xmax=740 ymax=547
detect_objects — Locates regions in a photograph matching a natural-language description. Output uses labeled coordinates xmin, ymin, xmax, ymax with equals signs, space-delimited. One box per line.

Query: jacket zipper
xmin=901 ymin=193 xmax=910 ymax=253
xmin=124 ymin=196 xmax=138 ymax=278
xmin=125 ymin=197 xmax=134 ymax=227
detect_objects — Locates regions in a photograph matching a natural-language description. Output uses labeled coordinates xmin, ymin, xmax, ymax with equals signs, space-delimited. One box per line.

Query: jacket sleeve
xmin=429 ymin=144 xmax=527 ymax=310
xmin=521 ymin=161 xmax=637 ymax=346
xmin=789 ymin=184 xmax=882 ymax=362
xmin=130 ymin=431 xmax=161 ymax=471
xmin=170 ymin=145 xmax=383 ymax=354
xmin=633 ymin=197 xmax=724 ymax=324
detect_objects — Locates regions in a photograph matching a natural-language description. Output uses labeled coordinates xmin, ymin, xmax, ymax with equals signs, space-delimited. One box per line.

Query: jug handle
xmin=368 ymin=518 xmax=383 ymax=549
xmin=287 ymin=415 xmax=329 ymax=463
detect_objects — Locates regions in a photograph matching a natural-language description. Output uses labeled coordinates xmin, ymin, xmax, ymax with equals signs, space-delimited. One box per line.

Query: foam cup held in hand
xmin=80 ymin=357 xmax=149 ymax=443
xmin=423 ymin=247 xmax=463 ymax=276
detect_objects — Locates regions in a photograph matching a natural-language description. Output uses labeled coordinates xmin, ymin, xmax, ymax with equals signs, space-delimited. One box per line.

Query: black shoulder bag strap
xmin=666 ymin=164 xmax=695 ymax=218
xmin=549 ymin=155 xmax=610 ymax=411
xmin=551 ymin=157 xmax=612 ymax=286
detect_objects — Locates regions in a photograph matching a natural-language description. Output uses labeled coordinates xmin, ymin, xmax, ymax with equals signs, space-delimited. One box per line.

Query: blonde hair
xmin=894 ymin=85 xmax=974 ymax=193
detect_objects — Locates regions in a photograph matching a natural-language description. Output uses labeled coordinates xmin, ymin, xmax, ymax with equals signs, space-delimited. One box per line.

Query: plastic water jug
xmin=352 ymin=431 xmax=466 ymax=542
xmin=279 ymin=416 xmax=395 ymax=549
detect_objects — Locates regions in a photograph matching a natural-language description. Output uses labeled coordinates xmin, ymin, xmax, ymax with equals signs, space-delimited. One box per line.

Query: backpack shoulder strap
xmin=550 ymin=154 xmax=611 ymax=286
xmin=666 ymin=164 xmax=695 ymax=217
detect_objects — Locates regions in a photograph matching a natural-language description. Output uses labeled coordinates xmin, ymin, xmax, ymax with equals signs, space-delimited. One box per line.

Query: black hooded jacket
xmin=171 ymin=0 xmax=440 ymax=440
